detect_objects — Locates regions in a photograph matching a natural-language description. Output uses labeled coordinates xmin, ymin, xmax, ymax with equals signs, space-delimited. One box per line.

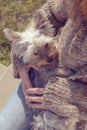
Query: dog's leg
xmin=44 ymin=111 xmax=67 ymax=130
xmin=44 ymin=96 xmax=80 ymax=130
xmin=84 ymin=122 xmax=87 ymax=130
xmin=61 ymin=104 xmax=79 ymax=130
xmin=66 ymin=117 xmax=79 ymax=130
xmin=44 ymin=103 xmax=79 ymax=130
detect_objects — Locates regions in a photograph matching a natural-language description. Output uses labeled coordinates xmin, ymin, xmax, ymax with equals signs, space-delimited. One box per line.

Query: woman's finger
xmin=22 ymin=83 xmax=27 ymax=96
xmin=26 ymin=88 xmax=44 ymax=95
xmin=19 ymin=68 xmax=32 ymax=89
xmin=25 ymin=96 xmax=43 ymax=103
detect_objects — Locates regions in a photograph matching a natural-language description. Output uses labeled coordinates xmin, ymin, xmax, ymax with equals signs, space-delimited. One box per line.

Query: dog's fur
xmin=4 ymin=27 xmax=60 ymax=130
xmin=4 ymin=27 xmax=57 ymax=78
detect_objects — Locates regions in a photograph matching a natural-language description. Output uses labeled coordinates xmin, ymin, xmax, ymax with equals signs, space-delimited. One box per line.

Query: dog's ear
xmin=3 ymin=28 xmax=21 ymax=42
xmin=32 ymin=9 xmax=54 ymax=37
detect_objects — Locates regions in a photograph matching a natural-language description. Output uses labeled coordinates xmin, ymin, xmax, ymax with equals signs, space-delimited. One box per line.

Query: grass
xmin=0 ymin=0 xmax=45 ymax=66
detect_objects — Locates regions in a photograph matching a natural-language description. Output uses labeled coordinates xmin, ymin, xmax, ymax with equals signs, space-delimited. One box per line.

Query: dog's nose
xmin=47 ymin=57 xmax=53 ymax=63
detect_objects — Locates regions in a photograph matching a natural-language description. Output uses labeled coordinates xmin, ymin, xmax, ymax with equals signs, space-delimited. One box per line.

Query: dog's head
xmin=4 ymin=27 xmax=58 ymax=71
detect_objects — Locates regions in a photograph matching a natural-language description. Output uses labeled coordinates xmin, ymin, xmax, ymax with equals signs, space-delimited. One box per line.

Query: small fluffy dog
xmin=4 ymin=27 xmax=58 ymax=79
xmin=4 ymin=27 xmax=62 ymax=130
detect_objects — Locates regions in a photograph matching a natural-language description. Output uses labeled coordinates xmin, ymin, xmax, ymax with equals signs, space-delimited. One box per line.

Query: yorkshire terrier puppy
xmin=4 ymin=27 xmax=62 ymax=130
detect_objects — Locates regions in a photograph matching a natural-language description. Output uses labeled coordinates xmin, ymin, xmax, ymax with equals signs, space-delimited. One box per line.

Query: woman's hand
xmin=23 ymin=86 xmax=44 ymax=109
xmin=19 ymin=65 xmax=44 ymax=109
xmin=19 ymin=65 xmax=32 ymax=89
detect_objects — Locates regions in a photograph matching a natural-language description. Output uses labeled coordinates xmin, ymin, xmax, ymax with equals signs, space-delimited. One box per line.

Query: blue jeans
xmin=0 ymin=84 xmax=35 ymax=130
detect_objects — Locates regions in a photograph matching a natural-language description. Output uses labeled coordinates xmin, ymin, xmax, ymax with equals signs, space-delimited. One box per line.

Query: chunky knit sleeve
xmin=68 ymin=65 xmax=87 ymax=84
xmin=30 ymin=0 xmax=67 ymax=37
xmin=47 ymin=0 xmax=67 ymax=22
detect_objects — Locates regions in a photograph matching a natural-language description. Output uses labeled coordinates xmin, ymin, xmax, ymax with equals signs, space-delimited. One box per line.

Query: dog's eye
xmin=45 ymin=43 xmax=49 ymax=49
xmin=34 ymin=50 xmax=38 ymax=55
xmin=47 ymin=57 xmax=53 ymax=63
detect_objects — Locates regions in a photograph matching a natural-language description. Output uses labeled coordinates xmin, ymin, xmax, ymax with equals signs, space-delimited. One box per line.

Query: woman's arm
xmin=20 ymin=67 xmax=44 ymax=109
xmin=68 ymin=65 xmax=87 ymax=84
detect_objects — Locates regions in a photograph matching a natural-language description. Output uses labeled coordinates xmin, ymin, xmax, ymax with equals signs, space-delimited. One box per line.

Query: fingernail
xmin=26 ymin=88 xmax=31 ymax=91
xmin=25 ymin=96 xmax=28 ymax=99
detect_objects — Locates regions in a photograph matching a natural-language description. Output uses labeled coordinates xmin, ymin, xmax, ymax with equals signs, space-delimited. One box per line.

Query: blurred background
xmin=0 ymin=0 xmax=46 ymax=66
